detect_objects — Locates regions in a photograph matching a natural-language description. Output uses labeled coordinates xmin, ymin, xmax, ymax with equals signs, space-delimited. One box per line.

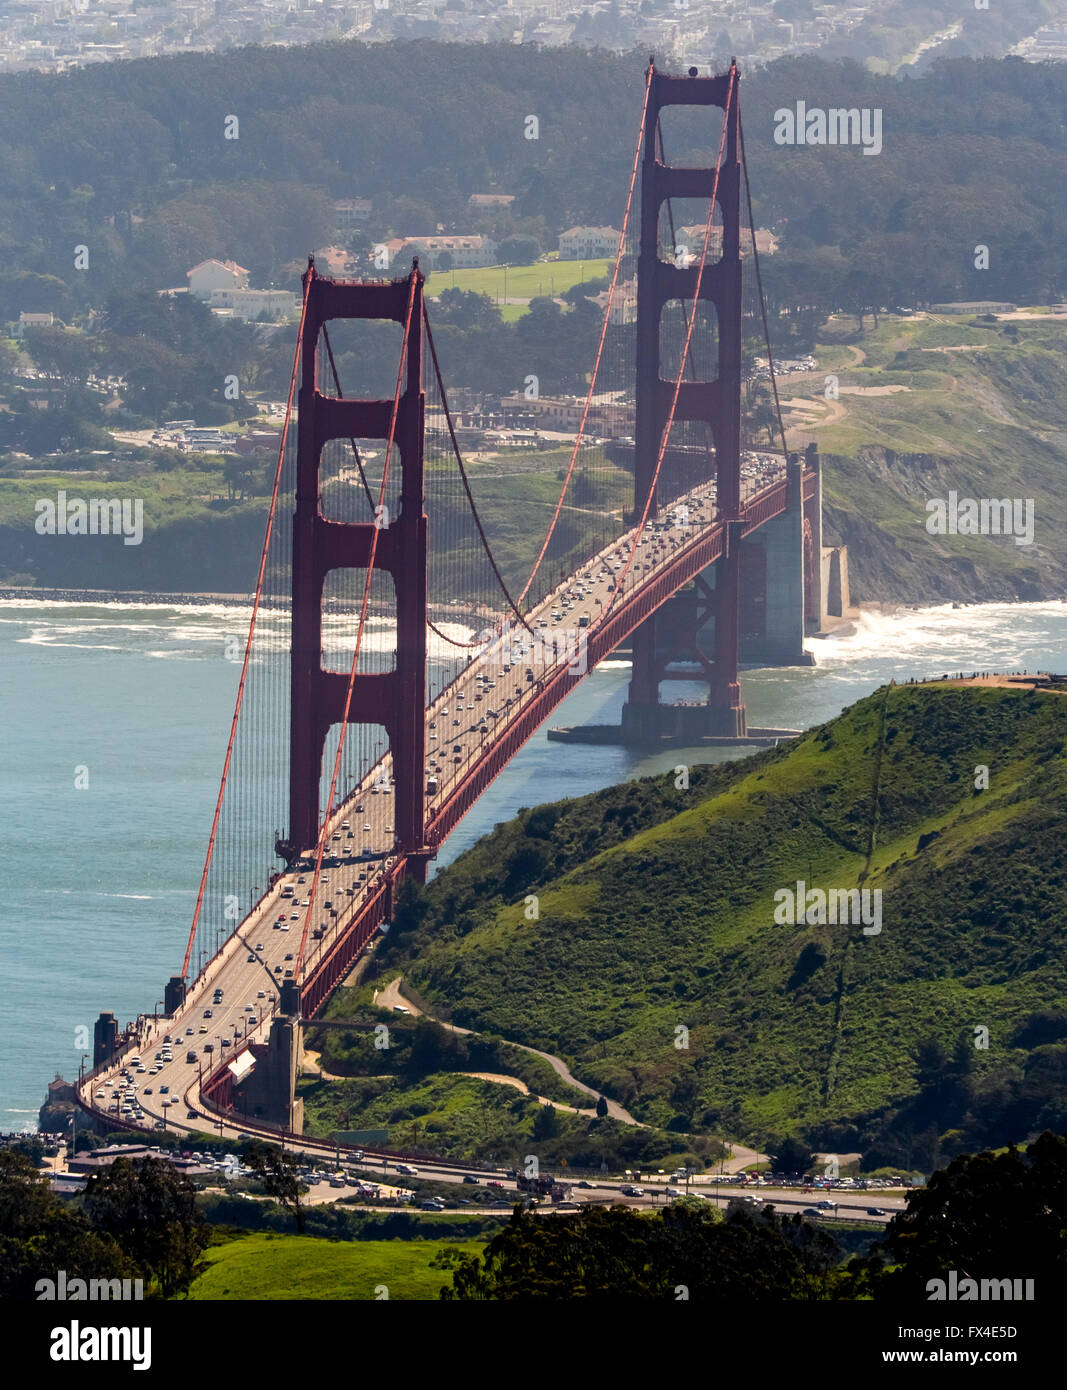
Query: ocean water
xmin=4 ymin=597 xmax=1067 ymax=1128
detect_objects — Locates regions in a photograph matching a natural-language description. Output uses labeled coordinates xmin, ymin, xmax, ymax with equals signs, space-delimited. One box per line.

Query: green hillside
xmin=187 ymin=1233 xmax=476 ymax=1301
xmin=378 ymin=683 xmax=1067 ymax=1168
xmin=799 ymin=311 xmax=1067 ymax=603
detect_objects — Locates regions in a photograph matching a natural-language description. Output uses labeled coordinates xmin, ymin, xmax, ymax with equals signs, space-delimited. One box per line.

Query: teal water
xmin=5 ymin=597 xmax=1067 ymax=1128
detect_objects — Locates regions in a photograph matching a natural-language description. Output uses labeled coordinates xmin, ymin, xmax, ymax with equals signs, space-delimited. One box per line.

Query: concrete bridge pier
xmin=739 ymin=451 xmax=816 ymax=667
xmin=230 ymin=982 xmax=304 ymax=1133
xmin=230 ymin=1018 xmax=304 ymax=1135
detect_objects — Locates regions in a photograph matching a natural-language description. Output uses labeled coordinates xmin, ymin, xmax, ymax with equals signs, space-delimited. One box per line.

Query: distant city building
xmin=208 ymin=288 xmax=298 ymax=321
xmin=675 ymin=224 xmax=779 ymax=259
xmin=374 ymin=238 xmax=408 ymax=270
xmin=558 ymin=226 xmax=621 ymax=259
xmin=500 ymin=391 xmax=633 ymax=436
xmin=929 ymin=301 xmax=1016 ymax=315
xmin=333 ymin=198 xmax=373 ymax=228
xmin=590 ymin=276 xmax=637 ymax=325
xmin=400 ymin=234 xmax=498 ymax=269
xmin=187 ymin=259 xmax=249 ymax=300
xmin=1012 ymin=23 xmax=1067 ymax=61
xmin=15 ymin=311 xmax=54 ymax=336
xmin=311 ymin=245 xmax=352 ymax=276
xmin=468 ymin=193 xmax=515 ymax=210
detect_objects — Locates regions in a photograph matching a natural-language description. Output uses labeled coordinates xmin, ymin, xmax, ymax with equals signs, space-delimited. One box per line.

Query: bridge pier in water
xmin=608 ymin=64 xmax=805 ymax=747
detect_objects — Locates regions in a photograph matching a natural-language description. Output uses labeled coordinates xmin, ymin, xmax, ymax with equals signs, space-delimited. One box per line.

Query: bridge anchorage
xmin=80 ymin=59 xmax=849 ymax=1142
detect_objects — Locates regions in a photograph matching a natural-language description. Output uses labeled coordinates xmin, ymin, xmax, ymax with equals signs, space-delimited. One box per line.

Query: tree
xmin=769 ymin=1136 xmax=815 ymax=1175
xmin=244 ymin=1141 xmax=309 ymax=1233
xmin=532 ymin=1104 xmax=560 ymax=1141
xmin=442 ymin=1200 xmax=840 ymax=1300
xmin=24 ymin=325 xmax=96 ymax=387
xmin=595 ymin=1096 xmax=609 ymax=1119
xmin=0 ymin=1151 xmax=133 ymax=1299
xmin=497 ymin=235 xmax=541 ymax=265
xmin=848 ymin=1132 xmax=1067 ymax=1301
xmin=82 ymin=1157 xmax=208 ymax=1297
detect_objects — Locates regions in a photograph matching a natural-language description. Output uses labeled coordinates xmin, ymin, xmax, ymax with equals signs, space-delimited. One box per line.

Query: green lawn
xmin=424 ymin=258 xmax=612 ymax=312
xmin=187 ymin=1233 xmax=481 ymax=1300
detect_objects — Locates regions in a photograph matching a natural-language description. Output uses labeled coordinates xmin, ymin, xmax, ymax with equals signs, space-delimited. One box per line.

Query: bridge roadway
xmin=78 ymin=458 xmax=809 ymax=1142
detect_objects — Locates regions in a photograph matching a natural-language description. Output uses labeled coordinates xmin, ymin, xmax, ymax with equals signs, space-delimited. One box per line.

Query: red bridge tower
xmin=621 ymin=62 xmax=747 ymax=741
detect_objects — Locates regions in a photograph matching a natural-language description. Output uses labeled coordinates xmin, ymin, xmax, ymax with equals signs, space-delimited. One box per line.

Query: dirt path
xmin=372 ymin=978 xmax=773 ymax=1159
xmin=376 ymin=976 xmax=639 ymax=1124
xmin=459 ymin=1071 xmax=598 ymax=1117
xmin=838 ymin=384 xmax=910 ymax=396
xmin=780 ymin=393 xmax=848 ymax=431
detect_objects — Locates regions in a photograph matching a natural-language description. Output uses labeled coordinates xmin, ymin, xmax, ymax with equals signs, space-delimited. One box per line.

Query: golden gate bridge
xmin=79 ymin=60 xmax=842 ymax=1144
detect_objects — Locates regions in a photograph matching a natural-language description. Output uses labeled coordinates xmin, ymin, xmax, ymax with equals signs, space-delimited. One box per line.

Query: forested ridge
xmin=2 ymin=44 xmax=1066 ymax=601
xmin=0 ymin=45 xmax=1064 ymax=317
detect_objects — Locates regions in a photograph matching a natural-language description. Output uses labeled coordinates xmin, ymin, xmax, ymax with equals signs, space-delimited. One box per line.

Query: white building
xmin=187 ymin=259 xmax=250 ymax=300
xmin=401 ymin=235 xmax=498 ymax=270
xmin=208 ymin=288 xmax=298 ymax=321
xmin=557 ymin=226 xmax=620 ymax=259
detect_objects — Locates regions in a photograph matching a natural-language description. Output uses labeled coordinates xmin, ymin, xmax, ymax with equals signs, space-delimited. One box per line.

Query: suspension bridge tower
xmin=277 ymin=259 xmax=432 ymax=880
xmin=621 ymin=61 xmax=748 ymax=741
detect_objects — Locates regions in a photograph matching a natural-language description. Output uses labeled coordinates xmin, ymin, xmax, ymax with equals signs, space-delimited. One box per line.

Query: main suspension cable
xmin=179 ymin=270 xmax=313 ymax=982
xmin=423 ymin=301 xmax=534 ymax=647
xmin=738 ymin=109 xmax=789 ymax=461
xmin=515 ymin=61 xmax=654 ymax=609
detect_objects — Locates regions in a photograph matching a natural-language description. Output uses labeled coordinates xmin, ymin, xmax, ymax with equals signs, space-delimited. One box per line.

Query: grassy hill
xmin=187 ymin=1233 xmax=477 ymax=1300
xmin=378 ymin=682 xmax=1067 ymax=1167
xmin=790 ymin=312 xmax=1067 ymax=603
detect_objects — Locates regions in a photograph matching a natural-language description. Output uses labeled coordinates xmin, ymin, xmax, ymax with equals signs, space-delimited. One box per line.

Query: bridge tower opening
xmin=276 ymin=260 xmax=431 ymax=880
xmin=621 ymin=63 xmax=748 ymax=742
